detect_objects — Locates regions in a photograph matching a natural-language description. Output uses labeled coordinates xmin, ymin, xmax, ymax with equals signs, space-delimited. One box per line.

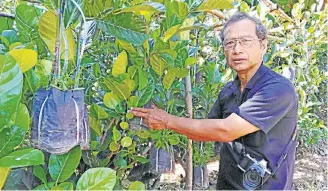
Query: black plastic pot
xmin=150 ymin=145 xmax=175 ymax=174
xmin=31 ymin=87 xmax=90 ymax=154
xmin=193 ymin=165 xmax=209 ymax=189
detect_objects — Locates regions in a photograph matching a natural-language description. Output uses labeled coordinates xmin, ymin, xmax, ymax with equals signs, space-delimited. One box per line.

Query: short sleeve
xmin=208 ymin=94 xmax=223 ymax=119
xmin=234 ymin=82 xmax=297 ymax=134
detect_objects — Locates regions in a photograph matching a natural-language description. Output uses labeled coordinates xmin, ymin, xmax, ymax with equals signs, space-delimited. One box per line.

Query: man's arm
xmin=130 ymin=107 xmax=259 ymax=142
xmin=167 ymin=113 xmax=259 ymax=142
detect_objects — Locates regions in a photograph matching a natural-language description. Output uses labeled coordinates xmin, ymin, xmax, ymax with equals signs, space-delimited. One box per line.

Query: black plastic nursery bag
xmin=31 ymin=87 xmax=90 ymax=154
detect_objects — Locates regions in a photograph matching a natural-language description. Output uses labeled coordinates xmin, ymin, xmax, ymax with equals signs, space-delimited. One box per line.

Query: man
xmin=131 ymin=12 xmax=298 ymax=190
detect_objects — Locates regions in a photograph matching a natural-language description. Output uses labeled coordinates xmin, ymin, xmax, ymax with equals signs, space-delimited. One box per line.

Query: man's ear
xmin=261 ymin=38 xmax=268 ymax=55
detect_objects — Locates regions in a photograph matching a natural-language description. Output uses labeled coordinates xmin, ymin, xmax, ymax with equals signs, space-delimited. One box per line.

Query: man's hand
xmin=130 ymin=105 xmax=170 ymax=130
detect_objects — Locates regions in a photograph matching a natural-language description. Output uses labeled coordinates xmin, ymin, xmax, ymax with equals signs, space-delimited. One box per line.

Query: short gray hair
xmin=220 ymin=12 xmax=267 ymax=42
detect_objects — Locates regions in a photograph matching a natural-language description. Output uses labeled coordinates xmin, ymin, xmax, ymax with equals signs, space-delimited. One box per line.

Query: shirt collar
xmin=232 ymin=63 xmax=269 ymax=93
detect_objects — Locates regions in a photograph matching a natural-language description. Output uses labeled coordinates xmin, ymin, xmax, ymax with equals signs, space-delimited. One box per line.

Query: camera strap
xmin=262 ymin=127 xmax=298 ymax=184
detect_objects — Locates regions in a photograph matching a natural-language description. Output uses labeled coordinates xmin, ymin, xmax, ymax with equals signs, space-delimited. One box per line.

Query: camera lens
xmin=243 ymin=168 xmax=262 ymax=190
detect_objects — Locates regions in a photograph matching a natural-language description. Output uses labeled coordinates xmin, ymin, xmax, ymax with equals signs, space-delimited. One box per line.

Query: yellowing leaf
xmin=185 ymin=57 xmax=198 ymax=66
xmin=150 ymin=53 xmax=166 ymax=76
xmin=164 ymin=24 xmax=182 ymax=42
xmin=103 ymin=92 xmax=121 ymax=109
xmin=8 ymin=49 xmax=37 ymax=72
xmin=104 ymin=78 xmax=131 ymax=101
xmin=0 ymin=167 xmax=10 ymax=190
xmin=121 ymin=137 xmax=132 ymax=147
xmin=9 ymin=42 xmax=23 ymax=50
xmin=39 ymin=11 xmax=76 ymax=60
xmin=112 ymin=50 xmax=128 ymax=77
xmin=196 ymin=0 xmax=233 ymax=11
xmin=117 ymin=39 xmax=137 ymax=54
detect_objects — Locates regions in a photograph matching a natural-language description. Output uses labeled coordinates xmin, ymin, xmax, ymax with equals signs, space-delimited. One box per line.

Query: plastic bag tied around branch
xmin=31 ymin=88 xmax=90 ymax=154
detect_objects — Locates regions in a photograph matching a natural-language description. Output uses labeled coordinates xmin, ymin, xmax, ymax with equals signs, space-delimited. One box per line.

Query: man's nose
xmin=232 ymin=40 xmax=243 ymax=54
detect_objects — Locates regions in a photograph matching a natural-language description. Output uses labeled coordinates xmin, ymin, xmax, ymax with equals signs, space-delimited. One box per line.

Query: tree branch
xmin=0 ymin=12 xmax=15 ymax=19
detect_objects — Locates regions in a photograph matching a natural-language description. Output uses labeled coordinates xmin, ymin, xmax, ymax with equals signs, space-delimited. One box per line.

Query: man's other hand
xmin=130 ymin=105 xmax=170 ymax=130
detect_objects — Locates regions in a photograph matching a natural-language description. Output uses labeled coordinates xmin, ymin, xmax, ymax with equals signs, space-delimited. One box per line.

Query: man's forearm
xmin=166 ymin=115 xmax=232 ymax=142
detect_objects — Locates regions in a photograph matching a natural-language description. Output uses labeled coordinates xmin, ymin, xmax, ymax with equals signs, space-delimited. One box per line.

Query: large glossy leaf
xmin=0 ymin=167 xmax=10 ymax=190
xmin=49 ymin=147 xmax=82 ymax=183
xmin=138 ymin=69 xmax=148 ymax=90
xmin=150 ymin=53 xmax=166 ymax=76
xmin=64 ymin=0 xmax=82 ymax=28
xmin=82 ymin=0 xmax=114 ymax=18
xmin=196 ymin=0 xmax=233 ymax=11
xmin=104 ymin=78 xmax=131 ymax=101
xmin=98 ymin=13 xmax=149 ymax=46
xmin=112 ymin=50 xmax=128 ymax=77
xmin=89 ymin=116 xmax=102 ymax=136
xmin=164 ymin=0 xmax=188 ymax=28
xmin=164 ymin=24 xmax=182 ymax=42
xmin=15 ymin=4 xmax=40 ymax=43
xmin=116 ymin=39 xmax=137 ymax=54
xmin=33 ymin=165 xmax=47 ymax=185
xmin=8 ymin=49 xmax=37 ymax=72
xmin=0 ymin=148 xmax=44 ymax=168
xmin=137 ymin=85 xmax=155 ymax=107
xmin=163 ymin=67 xmax=178 ymax=89
xmin=0 ymin=126 xmax=25 ymax=159
xmin=76 ymin=168 xmax=116 ymax=190
xmin=38 ymin=11 xmax=76 ymax=60
xmin=0 ymin=55 xmax=23 ymax=130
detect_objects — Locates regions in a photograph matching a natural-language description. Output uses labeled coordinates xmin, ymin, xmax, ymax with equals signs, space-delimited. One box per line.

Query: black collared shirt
xmin=208 ymin=64 xmax=298 ymax=190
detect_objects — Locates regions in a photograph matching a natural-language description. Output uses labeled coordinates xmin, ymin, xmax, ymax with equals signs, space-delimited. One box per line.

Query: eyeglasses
xmin=223 ymin=37 xmax=262 ymax=50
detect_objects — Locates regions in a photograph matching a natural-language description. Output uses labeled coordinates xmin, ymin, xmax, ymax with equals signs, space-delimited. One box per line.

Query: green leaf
xmin=163 ymin=68 xmax=178 ymax=89
xmin=89 ymin=116 xmax=102 ymax=136
xmin=164 ymin=24 xmax=182 ymax=42
xmin=126 ymin=112 xmax=134 ymax=120
xmin=76 ymin=168 xmax=116 ymax=191
xmin=104 ymin=92 xmax=120 ymax=109
xmin=127 ymin=96 xmax=138 ymax=108
xmin=49 ymin=147 xmax=82 ymax=183
xmin=104 ymin=78 xmax=131 ymax=101
xmin=0 ymin=148 xmax=44 ymax=168
xmin=0 ymin=17 xmax=14 ymax=34
xmin=99 ymin=13 xmax=149 ymax=46
xmin=132 ymin=156 xmax=148 ymax=164
xmin=129 ymin=181 xmax=145 ymax=190
xmin=109 ymin=142 xmax=119 ymax=152
xmin=38 ymin=11 xmax=76 ymax=60
xmin=51 ymin=182 xmax=74 ymax=190
xmin=9 ymin=42 xmax=23 ymax=51
xmin=137 ymin=85 xmax=155 ymax=107
xmin=136 ymin=130 xmax=150 ymax=139
xmin=196 ymin=0 xmax=233 ymax=11
xmin=112 ymin=127 xmax=121 ymax=142
xmin=123 ymin=79 xmax=136 ymax=92
xmin=0 ymin=126 xmax=25 ymax=159
xmin=90 ymin=104 xmax=109 ymax=119
xmin=120 ymin=122 xmax=129 ymax=130
xmin=15 ymin=4 xmax=40 ymax=43
xmin=0 ymin=54 xmax=23 ymax=130
xmin=128 ymin=66 xmax=138 ymax=80
xmin=185 ymin=57 xmax=198 ymax=66
xmin=112 ymin=50 xmax=128 ymax=77
xmin=138 ymin=69 xmax=148 ymax=90
xmin=176 ymin=68 xmax=189 ymax=78
xmin=33 ymin=165 xmax=47 ymax=185
xmin=116 ymin=39 xmax=137 ymax=54
xmin=82 ymin=0 xmax=114 ymax=18
xmin=168 ymin=135 xmax=180 ymax=145
xmin=164 ymin=0 xmax=188 ymax=28
xmin=8 ymin=49 xmax=38 ymax=73
xmin=150 ymin=53 xmax=166 ymax=76
xmin=121 ymin=137 xmax=132 ymax=147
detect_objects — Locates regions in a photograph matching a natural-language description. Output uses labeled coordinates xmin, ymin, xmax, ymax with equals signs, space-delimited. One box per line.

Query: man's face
xmin=223 ymin=19 xmax=267 ymax=73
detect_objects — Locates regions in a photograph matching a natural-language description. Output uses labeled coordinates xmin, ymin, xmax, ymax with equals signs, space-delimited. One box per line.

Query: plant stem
xmin=184 ymin=66 xmax=193 ymax=190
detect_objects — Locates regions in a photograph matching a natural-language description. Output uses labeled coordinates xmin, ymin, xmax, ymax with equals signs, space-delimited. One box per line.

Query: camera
xmin=238 ymin=154 xmax=271 ymax=190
